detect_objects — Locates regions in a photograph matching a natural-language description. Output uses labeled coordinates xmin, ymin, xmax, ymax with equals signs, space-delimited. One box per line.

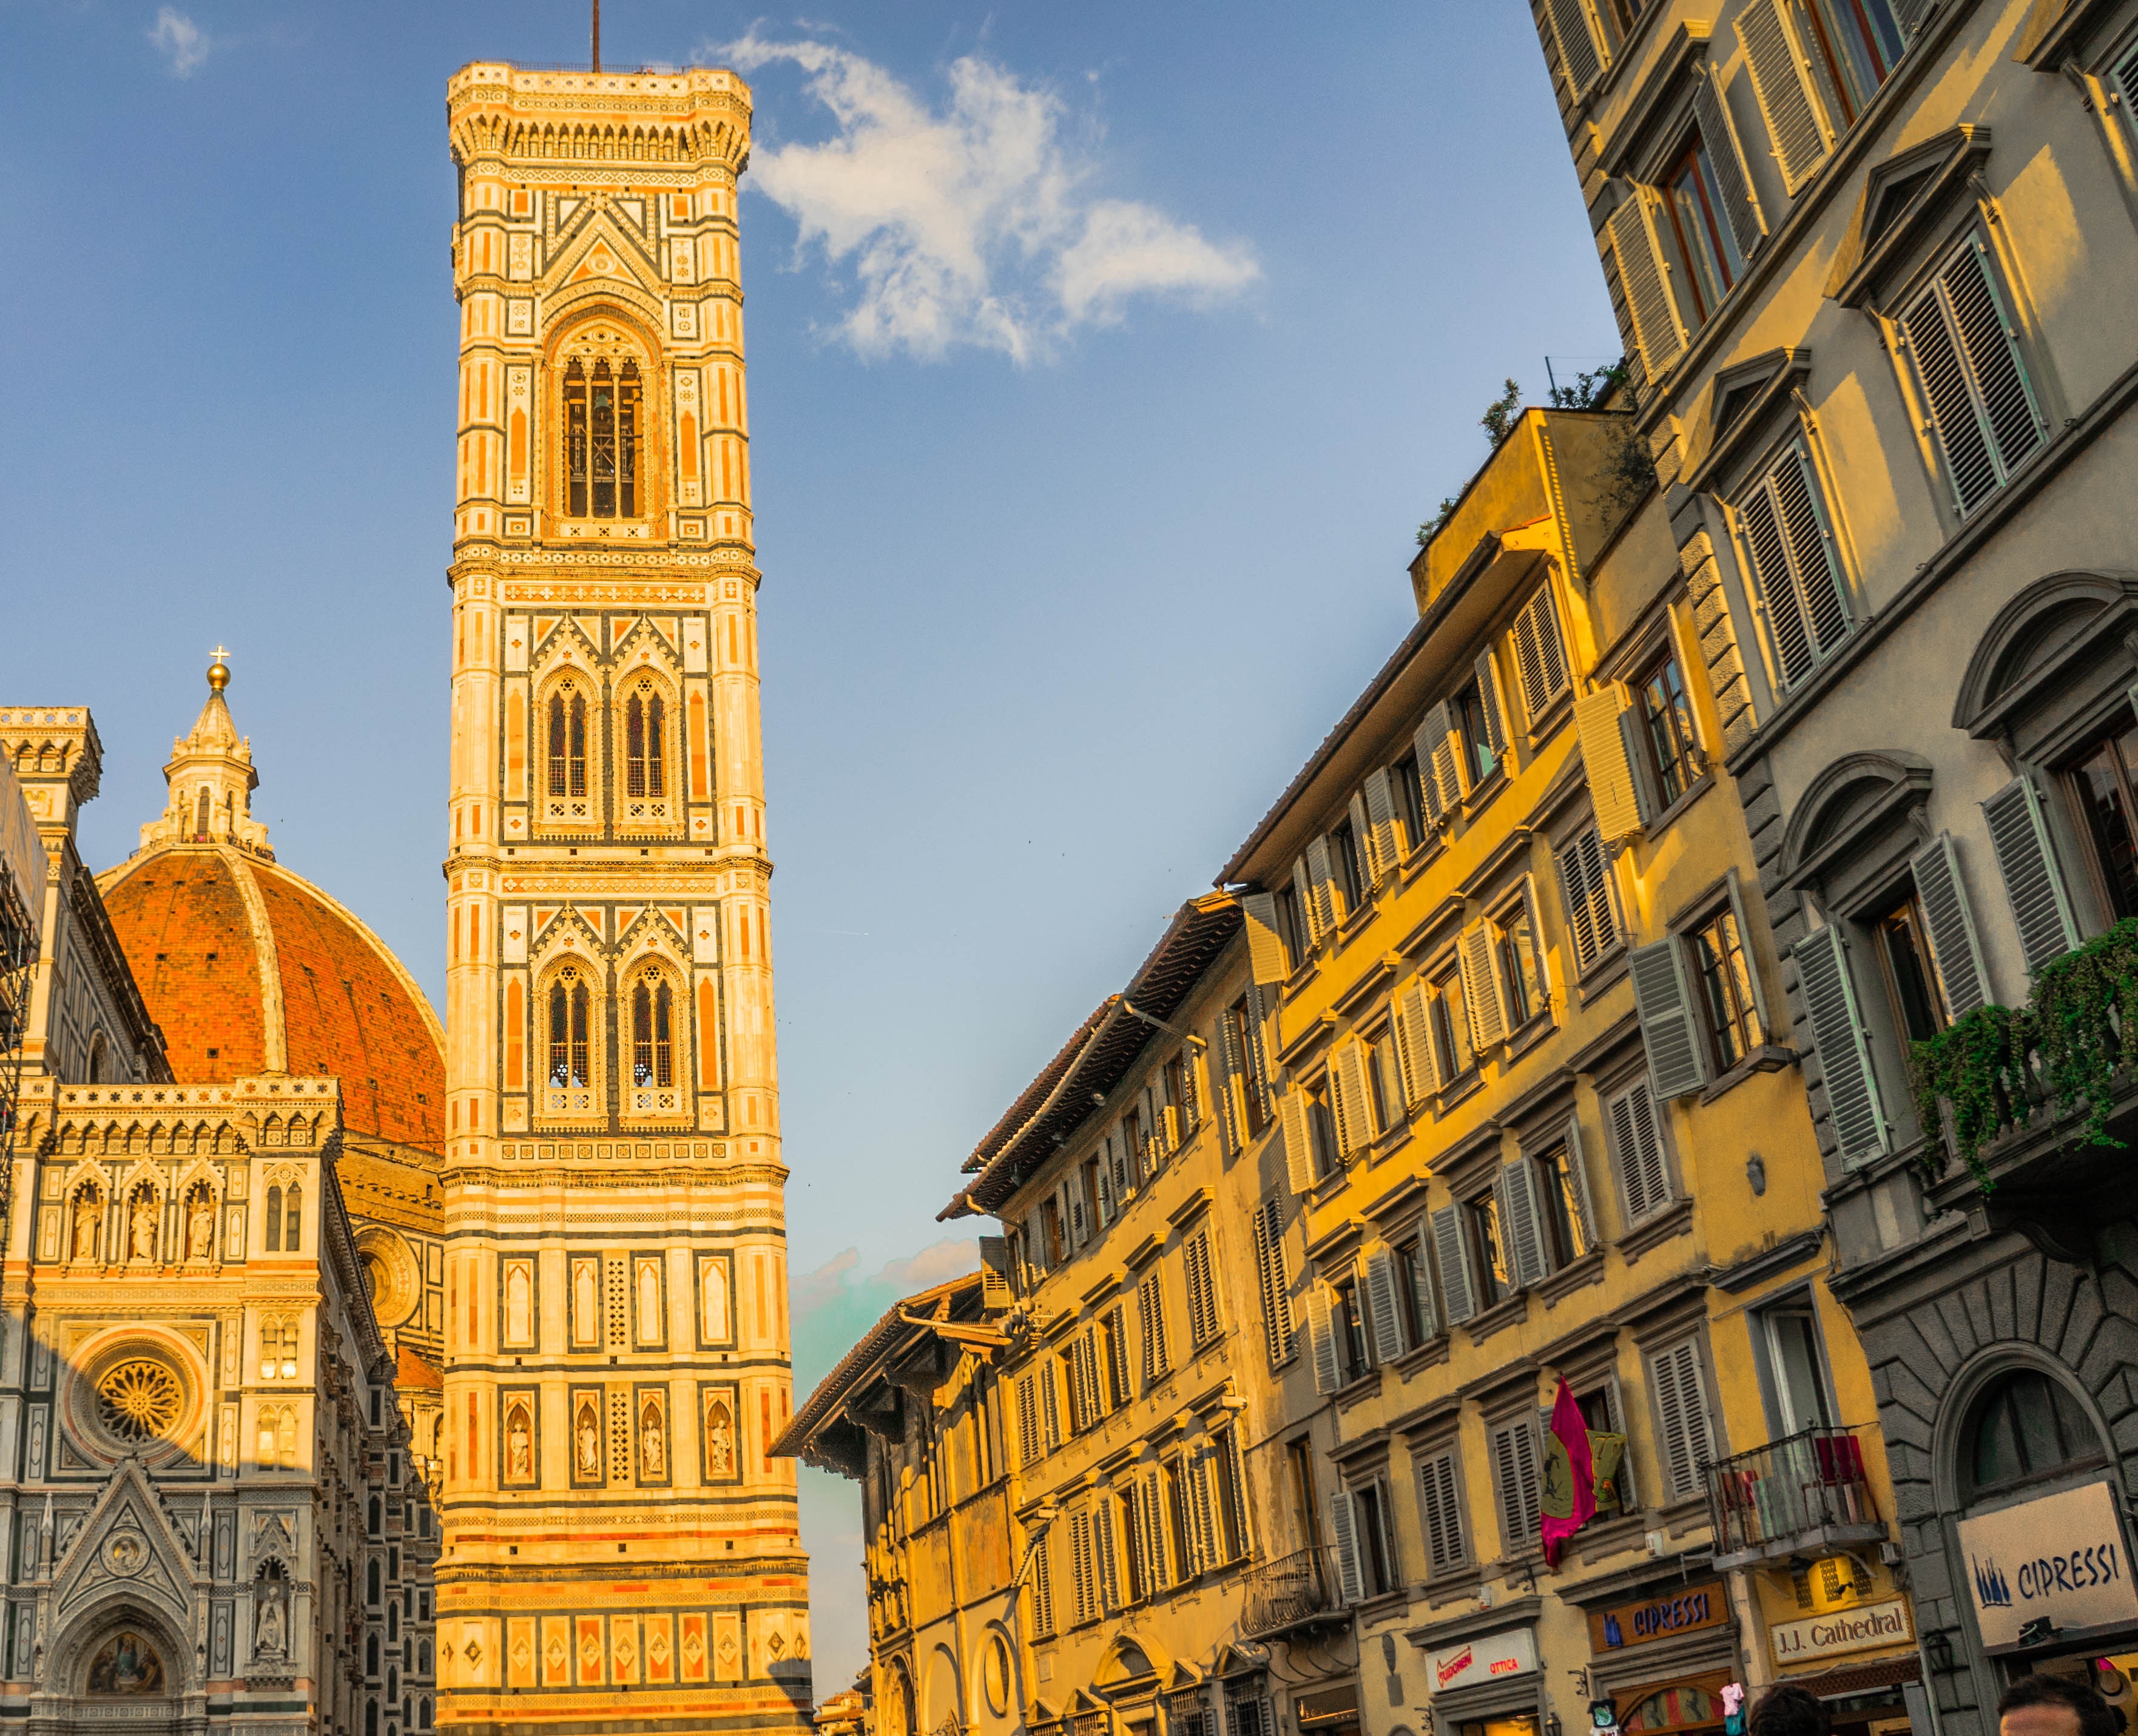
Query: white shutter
xmin=1792 ymin=925 xmax=1892 ymax=1164
xmin=1246 ymin=981 xmax=1279 ymax=1098
xmin=1629 ymin=937 xmax=1711 ymax=1099
xmin=1308 ymin=1289 xmax=1342 ymax=1395
xmin=1305 ymin=835 xmax=1340 ymax=934
xmin=1982 ymin=776 xmax=2080 ymax=976
xmin=1364 ymin=1245 xmax=1406 ymax=1364
xmin=1556 ymin=828 xmax=1619 ymax=970
xmin=1241 ymin=891 xmax=1291 ymax=985
xmin=1560 ymin=1115 xmax=1600 ymax=1251
xmin=1292 ymin=856 xmax=1322 ymax=948
xmin=1474 ymin=648 xmax=1511 ymax=760
xmin=1499 ymin=1159 xmax=1550 ymax=1288
xmin=1332 ymin=1041 xmax=1373 ymax=1155
xmin=1541 ymin=0 xmax=1607 ymax=102
xmin=1608 ymin=1081 xmax=1673 ymax=1222
xmin=1041 ymin=1360 xmax=1062 ymax=1448
xmin=1280 ymin=1090 xmax=1315 ymax=1195
xmin=1070 ymin=1511 xmax=1094 ymax=1624
xmin=1576 ymin=687 xmax=1645 ymax=843
xmin=1693 ymin=62 xmax=1767 ymax=260
xmin=1649 ymin=1338 xmax=1716 ymax=1501
xmin=1904 ymin=236 xmax=2046 ymax=516
xmin=1411 ymin=704 xmax=1454 ymax=824
xmin=1910 ymin=833 xmax=1989 ymax=1019
xmin=1349 ymin=790 xmax=1381 ymax=888
xmin=1361 ymin=769 xmax=1401 ymax=882
xmin=1417 ymin=1450 xmax=1466 ymax=1575
xmin=1393 ymin=978 xmax=1440 ymax=1103
xmin=1142 ymin=1273 xmax=1170 ymax=1380
xmin=1511 ymin=586 xmax=1573 ymax=723
xmin=1142 ymin=1470 xmax=1167 ymax=1589
xmin=1737 ymin=0 xmax=1830 ymax=192
xmin=1606 ymin=187 xmax=1690 ymax=384
xmin=1327 ymin=1491 xmax=1364 ymax=1605
xmin=1431 ymin=1205 xmax=1477 ymax=1325
xmin=1189 ymin=1455 xmax=1218 ymax=1572
xmin=1460 ymin=921 xmax=1508 ymax=1050
xmin=1492 ymin=1418 xmax=1543 ymax=1550
xmin=1016 ymin=1373 xmax=1039 ymax=1466
xmin=1252 ymin=1199 xmax=1294 ymax=1366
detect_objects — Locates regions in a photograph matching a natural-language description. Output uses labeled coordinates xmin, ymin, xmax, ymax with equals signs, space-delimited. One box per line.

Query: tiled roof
xmin=102 ymin=848 xmax=444 ymax=1153
xmin=396 ymin=1343 xmax=443 ymax=1392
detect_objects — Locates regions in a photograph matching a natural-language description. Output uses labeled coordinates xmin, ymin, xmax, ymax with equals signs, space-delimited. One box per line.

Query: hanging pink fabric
xmin=1540 ymin=1376 xmax=1597 ymax=1567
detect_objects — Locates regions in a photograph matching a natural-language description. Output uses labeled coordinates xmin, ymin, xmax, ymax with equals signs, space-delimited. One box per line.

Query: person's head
xmin=1749 ymin=1684 xmax=1830 ymax=1736
xmin=2000 ymin=1672 xmax=2122 ymax=1736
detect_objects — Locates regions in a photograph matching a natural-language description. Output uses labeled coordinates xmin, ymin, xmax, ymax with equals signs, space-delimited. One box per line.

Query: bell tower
xmin=438 ymin=61 xmax=807 ymax=1736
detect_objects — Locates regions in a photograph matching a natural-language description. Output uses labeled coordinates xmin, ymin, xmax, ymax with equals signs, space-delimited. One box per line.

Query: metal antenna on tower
xmin=591 ymin=0 xmax=601 ymax=72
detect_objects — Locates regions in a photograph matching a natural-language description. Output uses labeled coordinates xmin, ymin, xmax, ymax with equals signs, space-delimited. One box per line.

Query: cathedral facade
xmin=434 ymin=59 xmax=808 ymax=1736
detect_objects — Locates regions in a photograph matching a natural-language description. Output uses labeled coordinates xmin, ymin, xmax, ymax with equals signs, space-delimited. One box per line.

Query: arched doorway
xmin=44 ymin=1603 xmax=190 ymax=1736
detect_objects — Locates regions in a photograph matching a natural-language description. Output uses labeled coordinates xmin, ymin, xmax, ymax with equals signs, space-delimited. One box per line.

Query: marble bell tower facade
xmin=435 ymin=61 xmax=808 ymax=1736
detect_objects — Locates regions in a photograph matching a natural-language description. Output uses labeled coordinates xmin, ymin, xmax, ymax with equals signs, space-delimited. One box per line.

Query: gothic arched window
xmin=626 ymin=687 xmax=667 ymax=799
xmin=568 ymin=359 xmax=642 ymax=518
xmin=368 ymin=1559 xmax=382 ymax=1605
xmin=265 ymin=1186 xmax=283 ymax=1252
xmin=283 ymin=1184 xmax=302 ymax=1252
xmin=549 ymin=970 xmax=590 ymax=1088
xmin=367 ymin=1635 xmax=380 ymax=1677
xmin=196 ymin=788 xmax=210 ymax=837
xmin=631 ymin=975 xmax=673 ymax=1088
xmin=547 ymin=687 xmax=588 ymax=800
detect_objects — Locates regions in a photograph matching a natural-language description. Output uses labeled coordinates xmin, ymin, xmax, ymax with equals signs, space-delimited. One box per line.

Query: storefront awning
xmin=1783 ymin=1655 xmax=1922 ymax=1699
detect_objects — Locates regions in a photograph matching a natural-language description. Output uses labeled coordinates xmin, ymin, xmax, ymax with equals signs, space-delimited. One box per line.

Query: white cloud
xmin=723 ymin=33 xmax=1259 ymax=362
xmin=149 ymin=7 xmax=210 ymax=77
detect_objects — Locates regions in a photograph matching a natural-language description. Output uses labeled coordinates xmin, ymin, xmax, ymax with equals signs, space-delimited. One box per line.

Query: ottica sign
xmin=1957 ymin=1481 xmax=2138 ymax=1647
xmin=1431 ymin=1629 xmax=1539 ymax=1694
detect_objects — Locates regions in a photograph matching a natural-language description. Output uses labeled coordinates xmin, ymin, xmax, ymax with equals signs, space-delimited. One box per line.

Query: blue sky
xmin=0 ymin=0 xmax=1619 ymax=1689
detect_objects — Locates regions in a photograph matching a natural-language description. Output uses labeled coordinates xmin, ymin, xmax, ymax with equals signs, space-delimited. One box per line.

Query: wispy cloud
xmin=723 ymin=33 xmax=1260 ymax=363
xmin=789 ymin=1237 xmax=982 ymax=1389
xmin=149 ymin=6 xmax=211 ymax=77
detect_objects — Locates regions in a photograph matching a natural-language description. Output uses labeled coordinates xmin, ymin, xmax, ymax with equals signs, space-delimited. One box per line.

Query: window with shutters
xmin=1364 ymin=1031 xmax=1403 ymax=1138
xmin=1454 ymin=678 xmax=1502 ymax=788
xmin=1661 ymin=133 xmax=1745 ymax=324
xmin=1756 ymin=1302 xmax=1836 ymax=1435
xmin=1040 ymin=1196 xmax=1065 ymax=1268
xmin=1556 ymin=825 xmax=1622 ymax=972
xmin=1607 ymin=1079 xmax=1676 ymax=1224
xmin=1119 ymin=1485 xmax=1149 ymax=1604
xmin=1900 ymin=232 xmax=2048 ymax=518
xmin=1253 ymin=1197 xmax=1297 ymax=1367
xmin=1511 ymin=583 xmax=1574 ymax=726
xmin=1465 ymin=1189 xmax=1510 ymax=1311
xmin=1349 ymin=1481 xmax=1397 ymax=1597
xmin=1429 ymin=960 xmax=1475 ymax=1087
xmin=1334 ymin=1280 xmax=1372 ymax=1385
xmin=1634 ymin=649 xmax=1704 ymax=807
xmin=1102 ymin=1305 xmax=1131 ymax=1409
xmin=1415 ymin=1447 xmax=1468 ymax=1576
xmin=1184 ymin=1230 xmax=1222 ymax=1349
xmin=2069 ymin=714 xmax=2138 ymax=924
xmin=1490 ymin=888 xmax=1551 ymax=1032
xmin=1273 ymin=885 xmax=1307 ymax=971
xmin=1790 ymin=0 xmax=1906 ymax=128
xmin=1732 ymin=438 xmax=1853 ymax=693
xmin=1306 ymin=1084 xmax=1341 ymax=1180
xmin=1870 ymin=887 xmax=1947 ymax=1044
xmin=1212 ymin=1426 xmax=1252 ymax=1563
xmin=1534 ymin=1138 xmax=1596 ymax=1267
xmin=1395 ymin=1234 xmax=1437 ymax=1347
xmin=1690 ymin=905 xmax=1764 ymax=1069
xmin=1224 ymin=997 xmax=1273 ymax=1137
xmin=1646 ymin=1336 xmax=1719 ymax=1502
xmin=1163 ymin=1457 xmax=1195 ymax=1581
xmin=1392 ymin=750 xmax=1428 ymax=854
xmin=1028 ymin=1534 xmax=1056 ymax=1636
xmin=1490 ymin=1415 xmax=1545 ymax=1555
xmin=1330 ymin=818 xmax=1367 ymax=920
xmin=1165 ymin=1051 xmax=1198 ymax=1142
xmin=1139 ymin=1269 xmax=1171 ymax=1384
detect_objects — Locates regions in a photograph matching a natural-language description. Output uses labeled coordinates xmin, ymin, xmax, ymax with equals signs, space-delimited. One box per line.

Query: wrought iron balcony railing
xmin=1240 ymin=1546 xmax=1342 ymax=1638
xmin=1707 ymin=1425 xmax=1885 ymax=1569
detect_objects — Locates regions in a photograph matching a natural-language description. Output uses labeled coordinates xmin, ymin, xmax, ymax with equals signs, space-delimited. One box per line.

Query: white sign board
xmin=1431 ymin=1627 xmax=1538 ymax=1695
xmin=1770 ymin=1598 xmax=1914 ymax=1667
xmin=1958 ymin=1481 xmax=2138 ymax=1647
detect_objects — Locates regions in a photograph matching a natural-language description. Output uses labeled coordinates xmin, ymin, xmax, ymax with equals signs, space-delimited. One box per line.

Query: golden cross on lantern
xmin=210 ymin=645 xmax=230 ymax=664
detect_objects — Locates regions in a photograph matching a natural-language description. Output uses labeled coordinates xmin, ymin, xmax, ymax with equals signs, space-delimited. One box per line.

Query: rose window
xmin=95 ymin=1360 xmax=183 ymax=1444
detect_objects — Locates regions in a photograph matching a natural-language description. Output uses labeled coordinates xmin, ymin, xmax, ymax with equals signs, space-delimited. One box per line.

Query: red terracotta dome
xmin=99 ymin=848 xmax=445 ymax=1153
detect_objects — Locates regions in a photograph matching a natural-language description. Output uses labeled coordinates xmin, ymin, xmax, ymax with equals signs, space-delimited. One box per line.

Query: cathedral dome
xmin=95 ymin=661 xmax=444 ymax=1155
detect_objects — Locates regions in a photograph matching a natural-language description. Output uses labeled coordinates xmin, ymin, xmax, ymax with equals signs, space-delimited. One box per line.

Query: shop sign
xmin=1769 ymin=1598 xmax=1914 ymax=1667
xmin=1957 ymin=1481 xmax=2138 ymax=1648
xmin=1587 ymin=1582 xmax=1731 ymax=1653
xmin=1431 ymin=1628 xmax=1538 ymax=1693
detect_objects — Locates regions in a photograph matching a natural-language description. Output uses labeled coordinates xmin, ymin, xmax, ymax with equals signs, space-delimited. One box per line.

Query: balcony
xmin=1707 ymin=1426 xmax=1886 ymax=1570
xmin=1241 ymin=1547 xmax=1344 ymax=1638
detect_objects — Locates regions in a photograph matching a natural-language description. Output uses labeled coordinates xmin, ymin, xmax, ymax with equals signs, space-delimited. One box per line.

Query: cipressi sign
xmin=1770 ymin=1598 xmax=1913 ymax=1667
xmin=1958 ymin=1481 xmax=2138 ymax=1647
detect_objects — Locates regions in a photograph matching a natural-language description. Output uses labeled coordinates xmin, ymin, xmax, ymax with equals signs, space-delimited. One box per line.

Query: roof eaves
xmin=774 ymin=1272 xmax=985 ymax=1457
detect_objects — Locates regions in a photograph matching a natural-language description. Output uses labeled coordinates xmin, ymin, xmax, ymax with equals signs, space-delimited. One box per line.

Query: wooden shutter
xmin=1560 ymin=1114 xmax=1600 ymax=1249
xmin=1189 ymin=1456 xmax=1219 ymax=1572
xmin=1143 ymin=1273 xmax=1170 ymax=1379
xmin=1542 ymin=0 xmax=1608 ymax=102
xmin=1142 ymin=1470 xmax=1168 ymax=1588
xmin=1460 ymin=922 xmax=1508 ymax=1050
xmin=1082 ymin=1331 xmax=1106 ymax=1425
xmin=1016 ymin=1373 xmax=1039 ymax=1465
xmin=1187 ymin=1231 xmax=1219 ymax=1345
xmin=1415 ymin=701 xmax=1463 ymax=815
xmin=1739 ymin=441 xmax=1851 ymax=692
xmin=1982 ymin=775 xmax=2080 ymax=975
xmin=1070 ymin=1511 xmax=1094 ymax=1624
xmin=1041 ymin=1360 xmax=1062 ymax=1449
xmin=1094 ymin=1147 xmax=1116 ymax=1227
xmin=1253 ymin=1199 xmax=1293 ymax=1366
xmin=1241 ymin=891 xmax=1291 ymax=985
xmin=1067 ymin=1172 xmax=1090 ymax=1247
xmin=1910 ymin=833 xmax=1990 ymax=1018
xmin=1393 ymin=978 xmax=1438 ymax=1102
xmin=1327 ymin=1491 xmax=1364 ymax=1604
xmin=1576 ymin=687 xmax=1645 ymax=842
xmin=1333 ymin=1041 xmax=1373 ymax=1154
xmin=1417 ymin=1450 xmax=1467 ymax=1575
xmin=1280 ymin=1090 xmax=1315 ymax=1195
xmin=1214 ymin=1017 xmax=1246 ymax=1155
xmin=1904 ymin=237 xmax=2047 ymax=516
xmin=1492 ymin=1417 xmax=1543 ymax=1550
xmin=1609 ymin=1081 xmax=1673 ymax=1222
xmin=1309 ymin=1289 xmax=1342 ymax=1395
xmin=1031 ymin=1535 xmax=1055 ymax=1635
xmin=1607 ymin=188 xmax=1690 ymax=383
xmin=1511 ymin=586 xmax=1573 ymax=723
xmin=1630 ymin=936 xmax=1711 ymax=1099
xmin=1499 ymin=1160 xmax=1550 ymax=1288
xmin=1348 ymin=790 xmax=1380 ymax=888
xmin=1406 ymin=1217 xmax=1440 ymax=1341
xmin=1473 ymin=647 xmax=1512 ymax=760
xmin=1431 ymin=1204 xmax=1477 ymax=1325
xmin=1362 ymin=768 xmax=1401 ymax=881
xmin=1305 ymin=835 xmax=1340 ymax=934
xmin=1291 ymin=856 xmax=1322 ymax=947
xmin=1556 ymin=827 xmax=1618 ymax=971
xmin=1693 ymin=62 xmax=1766 ymax=259
xmin=1364 ymin=1245 xmax=1406 ymax=1364
xmin=1792 ymin=925 xmax=1892 ymax=1164
xmin=1737 ymin=0 xmax=1830 ymax=192
xmin=1246 ymin=982 xmax=1279 ymax=1098
xmin=1649 ymin=1338 xmax=1716 ymax=1501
